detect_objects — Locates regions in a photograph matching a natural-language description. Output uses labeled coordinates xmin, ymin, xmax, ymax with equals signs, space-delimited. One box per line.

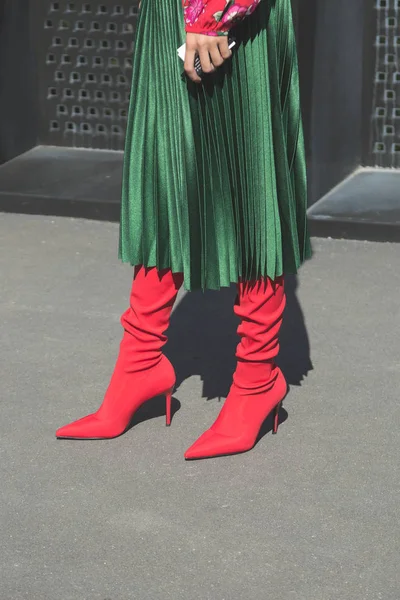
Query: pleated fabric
xmin=119 ymin=0 xmax=312 ymax=291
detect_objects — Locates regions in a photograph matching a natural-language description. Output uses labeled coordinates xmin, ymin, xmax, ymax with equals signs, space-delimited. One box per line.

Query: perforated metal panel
xmin=371 ymin=0 xmax=400 ymax=167
xmin=38 ymin=1 xmax=138 ymax=150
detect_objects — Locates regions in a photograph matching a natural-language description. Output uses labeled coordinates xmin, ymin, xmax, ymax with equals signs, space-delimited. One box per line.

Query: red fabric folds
xmin=183 ymin=0 xmax=262 ymax=35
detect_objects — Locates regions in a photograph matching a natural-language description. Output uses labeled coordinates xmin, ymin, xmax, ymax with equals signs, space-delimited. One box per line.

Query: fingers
xmin=184 ymin=34 xmax=233 ymax=84
xmin=184 ymin=48 xmax=202 ymax=84
xmin=198 ymin=45 xmax=216 ymax=75
xmin=209 ymin=44 xmax=225 ymax=70
xmin=217 ymin=36 xmax=233 ymax=60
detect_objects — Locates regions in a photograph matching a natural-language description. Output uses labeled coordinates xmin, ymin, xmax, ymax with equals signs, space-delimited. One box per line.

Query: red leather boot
xmin=184 ymin=276 xmax=287 ymax=460
xmin=56 ymin=266 xmax=184 ymax=439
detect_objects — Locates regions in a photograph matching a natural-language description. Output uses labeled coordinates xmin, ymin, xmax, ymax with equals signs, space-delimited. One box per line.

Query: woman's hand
xmin=184 ymin=33 xmax=232 ymax=84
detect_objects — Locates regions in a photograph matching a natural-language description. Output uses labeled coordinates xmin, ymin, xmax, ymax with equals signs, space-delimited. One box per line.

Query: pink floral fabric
xmin=183 ymin=0 xmax=262 ymax=36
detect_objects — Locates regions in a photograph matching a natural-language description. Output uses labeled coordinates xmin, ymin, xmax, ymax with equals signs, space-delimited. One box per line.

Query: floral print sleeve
xmin=183 ymin=0 xmax=262 ymax=36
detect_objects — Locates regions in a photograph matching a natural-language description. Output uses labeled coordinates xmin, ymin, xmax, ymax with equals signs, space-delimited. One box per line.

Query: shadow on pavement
xmin=166 ymin=274 xmax=313 ymax=402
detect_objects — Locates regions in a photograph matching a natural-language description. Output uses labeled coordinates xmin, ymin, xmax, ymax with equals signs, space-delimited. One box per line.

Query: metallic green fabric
xmin=119 ymin=0 xmax=312 ymax=291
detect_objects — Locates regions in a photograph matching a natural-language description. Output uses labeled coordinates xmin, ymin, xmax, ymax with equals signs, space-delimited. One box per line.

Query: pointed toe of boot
xmin=184 ymin=429 xmax=249 ymax=460
xmin=55 ymin=414 xmax=113 ymax=440
xmin=184 ymin=430 xmax=214 ymax=460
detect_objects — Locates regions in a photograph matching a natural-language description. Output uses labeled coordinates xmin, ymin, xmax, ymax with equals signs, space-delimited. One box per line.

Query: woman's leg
xmin=56 ymin=266 xmax=184 ymax=439
xmin=185 ymin=276 xmax=287 ymax=459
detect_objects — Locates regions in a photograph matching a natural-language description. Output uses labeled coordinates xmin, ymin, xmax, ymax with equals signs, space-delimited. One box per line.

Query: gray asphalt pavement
xmin=1 ymin=214 xmax=399 ymax=600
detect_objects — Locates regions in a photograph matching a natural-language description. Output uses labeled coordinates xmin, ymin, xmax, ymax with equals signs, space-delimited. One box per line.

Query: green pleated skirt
xmin=119 ymin=0 xmax=312 ymax=291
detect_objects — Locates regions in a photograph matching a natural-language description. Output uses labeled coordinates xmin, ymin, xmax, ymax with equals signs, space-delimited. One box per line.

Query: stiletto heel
xmin=272 ymin=401 xmax=281 ymax=434
xmin=165 ymin=388 xmax=173 ymax=426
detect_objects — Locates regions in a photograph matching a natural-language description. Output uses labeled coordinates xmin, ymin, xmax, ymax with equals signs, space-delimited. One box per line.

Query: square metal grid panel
xmin=41 ymin=1 xmax=138 ymax=150
xmin=371 ymin=0 xmax=400 ymax=167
